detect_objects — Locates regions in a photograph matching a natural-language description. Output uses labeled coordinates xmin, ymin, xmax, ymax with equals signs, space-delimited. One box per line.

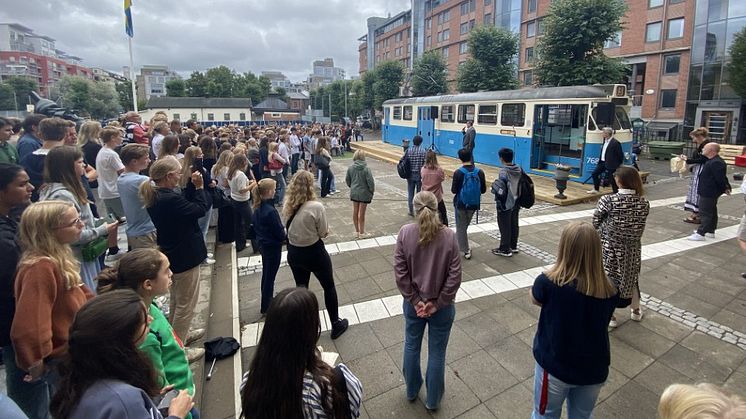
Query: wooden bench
xmin=719 ymin=144 xmax=746 ymax=165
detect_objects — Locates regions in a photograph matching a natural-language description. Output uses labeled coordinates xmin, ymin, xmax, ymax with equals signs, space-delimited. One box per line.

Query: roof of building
xmin=287 ymin=92 xmax=308 ymax=100
xmin=383 ymin=85 xmax=622 ymax=105
xmin=146 ymin=97 xmax=253 ymax=109
xmin=253 ymin=97 xmax=290 ymax=111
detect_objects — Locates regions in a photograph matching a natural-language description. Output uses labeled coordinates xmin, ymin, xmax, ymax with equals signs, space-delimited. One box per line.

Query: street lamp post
xmin=344 ymin=80 xmax=348 ymax=119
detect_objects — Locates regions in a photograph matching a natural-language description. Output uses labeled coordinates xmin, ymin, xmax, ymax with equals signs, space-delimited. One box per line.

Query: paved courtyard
xmin=237 ymin=152 xmax=746 ymax=418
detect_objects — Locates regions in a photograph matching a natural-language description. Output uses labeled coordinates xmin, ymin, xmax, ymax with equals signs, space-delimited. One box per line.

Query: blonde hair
xmin=212 ymin=150 xmax=234 ymax=178
xmin=153 ymin=121 xmax=169 ymax=134
xmin=282 ymin=170 xmax=316 ymax=221
xmin=139 ymin=158 xmax=180 ymax=208
xmin=18 ymin=201 xmax=82 ymax=290
xmin=179 ymin=146 xmax=202 ymax=188
xmin=690 ymin=127 xmax=709 ymax=139
xmin=413 ymin=191 xmax=442 ymax=246
xmin=100 ymin=127 xmax=122 ymax=144
xmin=252 ymin=178 xmax=277 ymax=209
xmin=77 ymin=121 xmax=102 ymax=147
xmin=353 ymin=149 xmax=366 ymax=161
xmin=228 ymin=154 xmax=249 ymax=181
xmin=659 ymin=383 xmax=746 ymax=419
xmin=315 ymin=136 xmax=329 ymax=154
xmin=544 ymin=222 xmax=616 ymax=298
xmin=268 ymin=142 xmax=278 ymax=153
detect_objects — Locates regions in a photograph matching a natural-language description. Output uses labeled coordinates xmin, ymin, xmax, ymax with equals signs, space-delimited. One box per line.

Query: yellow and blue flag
xmin=124 ymin=0 xmax=133 ymax=37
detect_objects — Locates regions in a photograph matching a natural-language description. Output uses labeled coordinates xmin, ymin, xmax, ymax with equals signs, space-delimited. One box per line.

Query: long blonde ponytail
xmin=413 ymin=191 xmax=442 ymax=246
xmin=139 ymin=158 xmax=180 ymax=208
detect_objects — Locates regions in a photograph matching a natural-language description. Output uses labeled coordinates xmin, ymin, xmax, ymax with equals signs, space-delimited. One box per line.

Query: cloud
xmin=1 ymin=0 xmax=410 ymax=82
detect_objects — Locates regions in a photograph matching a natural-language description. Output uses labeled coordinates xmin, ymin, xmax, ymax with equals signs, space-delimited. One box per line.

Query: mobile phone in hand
xmin=157 ymin=389 xmax=179 ymax=416
xmin=192 ymin=159 xmax=204 ymax=172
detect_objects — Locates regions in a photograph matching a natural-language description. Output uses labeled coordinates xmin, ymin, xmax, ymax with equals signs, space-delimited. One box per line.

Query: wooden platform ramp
xmin=350 ymin=141 xmax=616 ymax=206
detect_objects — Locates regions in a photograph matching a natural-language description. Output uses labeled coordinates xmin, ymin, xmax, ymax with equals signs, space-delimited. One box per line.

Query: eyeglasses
xmin=56 ymin=217 xmax=82 ymax=229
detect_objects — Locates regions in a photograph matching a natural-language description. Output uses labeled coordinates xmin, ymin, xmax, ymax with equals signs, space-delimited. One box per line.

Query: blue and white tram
xmin=382 ymin=84 xmax=633 ymax=182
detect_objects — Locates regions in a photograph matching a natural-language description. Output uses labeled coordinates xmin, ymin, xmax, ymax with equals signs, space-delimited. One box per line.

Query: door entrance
xmin=702 ymin=111 xmax=733 ymax=142
xmin=531 ymin=104 xmax=588 ymax=176
xmin=417 ymin=106 xmax=436 ymax=149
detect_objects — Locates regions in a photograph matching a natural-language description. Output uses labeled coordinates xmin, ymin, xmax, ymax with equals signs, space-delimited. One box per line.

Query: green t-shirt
xmin=139 ymin=303 xmax=195 ymax=395
xmin=0 ymin=142 xmax=19 ymax=164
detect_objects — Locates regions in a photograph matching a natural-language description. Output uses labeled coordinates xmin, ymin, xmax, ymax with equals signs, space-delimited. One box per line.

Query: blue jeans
xmin=3 ymin=345 xmax=52 ymax=419
xmin=406 ymin=178 xmax=422 ymax=215
xmin=272 ymin=173 xmax=286 ymax=206
xmin=402 ymin=301 xmax=455 ymax=410
xmin=197 ymin=205 xmax=213 ymax=243
xmin=532 ymin=362 xmax=604 ymax=419
xmin=291 ymin=153 xmax=300 ymax=174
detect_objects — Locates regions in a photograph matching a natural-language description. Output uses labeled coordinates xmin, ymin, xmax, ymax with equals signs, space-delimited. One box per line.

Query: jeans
xmin=406 ymin=178 xmax=422 ymax=215
xmin=454 ymin=206 xmax=476 ymax=253
xmin=532 ymin=363 xmax=603 ymax=419
xmin=259 ymin=244 xmax=282 ymax=313
xmin=287 ymin=240 xmax=340 ymax=323
xmin=3 ymin=345 xmax=49 ymax=419
xmin=697 ymin=195 xmax=719 ymax=235
xmin=291 ymin=153 xmax=300 ymax=174
xmin=272 ymin=173 xmax=286 ymax=206
xmin=591 ymin=162 xmax=618 ymax=193
xmin=402 ymin=302 xmax=455 ymax=410
xmin=497 ymin=207 xmax=519 ymax=252
xmin=0 ymin=393 xmax=27 ymax=419
xmin=320 ymin=167 xmax=333 ymax=197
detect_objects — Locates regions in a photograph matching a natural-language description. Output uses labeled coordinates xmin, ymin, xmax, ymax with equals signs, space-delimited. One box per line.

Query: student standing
xmin=530 ymin=222 xmax=618 ymax=419
xmin=0 ymin=117 xmax=20 ymax=164
xmin=345 ymin=150 xmax=375 ymax=239
xmin=95 ymin=127 xmax=126 ymax=259
xmin=451 ymin=148 xmax=486 ymax=260
xmin=211 ymin=150 xmax=235 ymax=244
xmin=117 ymin=144 xmax=157 ymax=249
xmin=227 ymin=154 xmax=257 ymax=253
xmin=421 ymin=150 xmax=447 ymax=226
xmin=680 ymin=127 xmax=711 ymax=224
xmin=251 ymin=179 xmax=286 ymax=314
xmin=689 ymin=143 xmax=731 ymax=241
xmin=492 ymin=148 xmax=523 ymax=257
xmin=404 ymin=135 xmax=427 ymax=216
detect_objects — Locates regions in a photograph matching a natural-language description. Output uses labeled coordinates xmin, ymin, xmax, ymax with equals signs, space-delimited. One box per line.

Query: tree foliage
xmin=183 ymin=67 xmax=271 ymax=105
xmin=185 ymin=71 xmax=207 ymax=97
xmin=309 ymin=80 xmax=360 ymax=120
xmin=372 ymin=61 xmax=404 ymax=110
xmin=457 ymin=26 xmax=519 ymax=92
xmin=411 ymin=51 xmax=448 ymax=96
xmin=0 ymin=76 xmax=39 ymax=110
xmin=728 ymin=27 xmax=746 ymax=99
xmin=165 ymin=79 xmax=186 ymax=97
xmin=57 ymin=76 xmax=121 ymax=119
xmin=534 ymin=0 xmax=627 ymax=86
xmin=116 ymin=81 xmax=134 ymax=112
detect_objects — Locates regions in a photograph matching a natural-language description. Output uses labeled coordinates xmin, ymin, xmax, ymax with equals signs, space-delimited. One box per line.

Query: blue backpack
xmin=458 ymin=166 xmax=481 ymax=208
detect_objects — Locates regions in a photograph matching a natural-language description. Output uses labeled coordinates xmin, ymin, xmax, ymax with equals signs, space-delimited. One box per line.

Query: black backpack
xmin=515 ymin=170 xmax=535 ymax=209
xmin=397 ymin=153 xmax=410 ymax=179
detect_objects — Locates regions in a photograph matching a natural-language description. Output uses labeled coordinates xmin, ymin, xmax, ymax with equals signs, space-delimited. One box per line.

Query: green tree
xmin=88 ymin=82 xmax=121 ymax=119
xmin=728 ymin=27 xmax=746 ymax=98
xmin=372 ymin=60 xmax=404 ymax=110
xmin=186 ymin=71 xmax=207 ymax=96
xmin=58 ymin=75 xmax=92 ymax=114
xmin=457 ymin=26 xmax=518 ymax=92
xmin=116 ymin=81 xmax=135 ymax=112
xmin=205 ymin=66 xmax=235 ymax=97
xmin=2 ymin=76 xmax=38 ymax=108
xmin=411 ymin=51 xmax=448 ymax=96
xmin=0 ymin=84 xmax=15 ymax=110
xmin=534 ymin=0 xmax=627 ymax=86
xmin=166 ymin=79 xmax=186 ymax=97
xmin=256 ymin=76 xmax=272 ymax=101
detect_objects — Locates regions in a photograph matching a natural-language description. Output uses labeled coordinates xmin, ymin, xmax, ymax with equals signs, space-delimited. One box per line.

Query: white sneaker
xmin=464 ymin=250 xmax=472 ymax=260
xmin=587 ymin=189 xmax=599 ymax=194
xmin=609 ymin=317 xmax=618 ymax=328
xmin=630 ymin=308 xmax=643 ymax=322
xmin=693 ymin=230 xmax=715 ymax=239
xmin=207 ymin=252 xmax=214 ymax=258
xmin=203 ymin=258 xmax=216 ymax=265
xmin=687 ymin=233 xmax=706 ymax=241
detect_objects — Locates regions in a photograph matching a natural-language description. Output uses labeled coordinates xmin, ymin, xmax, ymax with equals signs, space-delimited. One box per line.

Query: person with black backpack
xmin=404 ymin=135 xmax=427 ymax=217
xmin=491 ymin=148 xmax=523 ymax=257
xmin=451 ymin=148 xmax=486 ymax=260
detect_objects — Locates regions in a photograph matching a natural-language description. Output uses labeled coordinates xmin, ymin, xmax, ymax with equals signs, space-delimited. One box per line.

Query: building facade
xmin=0 ymin=23 xmax=93 ymax=97
xmin=135 ymin=65 xmax=180 ymax=102
xmin=261 ymin=71 xmax=293 ymax=91
xmin=141 ymin=97 xmax=253 ymax=124
xmin=308 ymin=58 xmax=346 ymax=90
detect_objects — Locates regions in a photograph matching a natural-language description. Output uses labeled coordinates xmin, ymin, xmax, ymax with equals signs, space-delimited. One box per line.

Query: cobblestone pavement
xmin=238 ymin=154 xmax=746 ymax=418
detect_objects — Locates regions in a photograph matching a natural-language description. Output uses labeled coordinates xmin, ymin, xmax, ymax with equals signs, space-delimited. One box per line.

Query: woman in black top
xmin=139 ymin=158 xmax=208 ymax=345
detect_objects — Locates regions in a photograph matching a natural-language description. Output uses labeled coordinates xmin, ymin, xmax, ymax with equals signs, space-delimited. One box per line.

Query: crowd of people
xmin=0 ymin=111 xmax=744 ymax=418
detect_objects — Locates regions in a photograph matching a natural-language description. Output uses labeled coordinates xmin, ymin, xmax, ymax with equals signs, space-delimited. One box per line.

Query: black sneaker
xmin=331 ymin=318 xmax=349 ymax=339
xmin=511 ymin=248 xmax=519 ymax=254
xmin=491 ymin=248 xmax=512 ymax=257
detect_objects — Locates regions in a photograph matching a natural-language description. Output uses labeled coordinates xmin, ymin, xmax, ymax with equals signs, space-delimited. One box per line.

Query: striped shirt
xmin=302 ymin=363 xmax=363 ymax=418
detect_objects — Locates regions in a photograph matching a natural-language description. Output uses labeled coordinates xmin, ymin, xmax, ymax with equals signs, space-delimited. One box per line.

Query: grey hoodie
xmin=70 ymin=379 xmax=178 ymax=419
xmin=500 ymin=164 xmax=523 ymax=200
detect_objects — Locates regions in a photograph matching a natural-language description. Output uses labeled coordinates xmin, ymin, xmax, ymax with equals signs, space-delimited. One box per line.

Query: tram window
xmin=591 ymin=103 xmax=615 ymax=129
xmin=441 ymin=105 xmax=455 ymax=122
xmin=457 ymin=104 xmax=475 ymax=123
xmin=403 ymin=106 xmax=413 ymax=120
xmin=393 ymin=106 xmax=402 ymax=120
xmin=477 ymin=105 xmax=497 ymax=125
xmin=501 ymin=103 xmax=525 ymax=126
xmin=614 ymin=107 xmax=632 ymax=130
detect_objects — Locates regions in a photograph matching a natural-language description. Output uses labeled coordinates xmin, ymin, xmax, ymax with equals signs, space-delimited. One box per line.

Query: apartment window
xmin=501 ymin=104 xmax=526 ymax=126
xmin=438 ymin=29 xmax=450 ymax=42
xmin=393 ymin=106 xmax=402 ymax=120
xmin=528 ymin=0 xmax=537 ymax=13
xmin=604 ymin=31 xmax=622 ymax=48
xmin=224 ymin=113 xmax=231 ymax=121
xmin=190 ymin=113 xmax=198 ymax=120
xmin=525 ymin=47 xmax=534 ymax=63
xmin=649 ymin=0 xmax=663 ymax=7
xmin=426 ymin=36 xmax=432 ymax=47
xmin=537 ymin=18 xmax=545 ymax=35
xmin=460 ymin=42 xmax=469 ymax=54
xmin=442 ymin=46 xmax=450 ymax=58
xmin=207 ymin=113 xmax=215 ymax=121
xmin=384 ymin=38 xmax=389 ymax=47
xmin=426 ymin=18 xmax=432 ymax=29
xmin=660 ymin=89 xmax=677 ymax=108
xmin=484 ymin=13 xmax=493 ymax=24
xmin=477 ymin=105 xmax=497 ymax=125
xmin=667 ymin=18 xmax=684 ymax=39
xmin=646 ymin=22 xmax=662 ymax=42
xmin=485 ymin=0 xmax=492 ymax=5
xmin=527 ymin=21 xmax=536 ymax=37
xmin=395 ymin=32 xmax=403 ymax=42
xmin=524 ymin=70 xmax=533 ymax=86
xmin=669 ymin=0 xmax=684 ymax=3
xmin=460 ymin=22 xmax=470 ymax=35
xmin=437 ymin=10 xmax=451 ymax=24
xmin=441 ymin=105 xmax=455 ymax=122
xmin=663 ymin=54 xmax=681 ymax=74
xmin=461 ymin=0 xmax=476 ymax=15
xmin=403 ymin=106 xmax=413 ymax=120
xmin=470 ymin=19 xmax=476 ymax=29
xmin=239 ymin=113 xmax=246 ymax=121
xmin=457 ymin=104 xmax=476 ymax=123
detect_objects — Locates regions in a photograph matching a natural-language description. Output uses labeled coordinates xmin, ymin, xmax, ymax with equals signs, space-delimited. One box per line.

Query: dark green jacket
xmin=345 ymin=160 xmax=375 ymax=203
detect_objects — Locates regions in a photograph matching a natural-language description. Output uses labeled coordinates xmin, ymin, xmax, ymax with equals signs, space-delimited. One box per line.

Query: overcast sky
xmin=1 ymin=0 xmax=410 ymax=82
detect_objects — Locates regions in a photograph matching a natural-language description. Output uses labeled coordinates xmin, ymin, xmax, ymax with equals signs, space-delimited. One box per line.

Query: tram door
xmin=417 ymin=106 xmax=436 ymax=148
xmin=531 ymin=104 xmax=588 ymax=176
xmin=383 ymin=108 xmax=390 ymax=142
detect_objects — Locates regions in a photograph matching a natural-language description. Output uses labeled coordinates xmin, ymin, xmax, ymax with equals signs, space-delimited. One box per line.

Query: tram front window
xmin=615 ymin=107 xmax=631 ymax=130
xmin=591 ymin=103 xmax=631 ymax=131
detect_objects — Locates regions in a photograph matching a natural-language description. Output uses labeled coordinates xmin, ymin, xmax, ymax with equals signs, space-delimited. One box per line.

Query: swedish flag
xmin=124 ymin=0 xmax=133 ymax=37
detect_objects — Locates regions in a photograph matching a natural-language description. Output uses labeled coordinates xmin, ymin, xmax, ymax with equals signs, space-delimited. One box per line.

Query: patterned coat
xmin=592 ymin=191 xmax=650 ymax=302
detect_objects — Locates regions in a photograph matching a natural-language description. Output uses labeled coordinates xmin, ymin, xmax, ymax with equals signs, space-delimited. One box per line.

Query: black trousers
xmin=697 ymin=195 xmax=719 ymax=235
xmin=287 ymin=240 xmax=340 ymax=323
xmin=497 ymin=207 xmax=520 ymax=252
xmin=259 ymin=244 xmax=282 ymax=313
xmin=591 ymin=161 xmax=619 ymax=193
xmin=232 ymin=199 xmax=257 ymax=252
xmin=217 ymin=203 xmax=235 ymax=243
xmin=437 ymin=200 xmax=448 ymax=227
xmin=320 ymin=167 xmax=333 ymax=197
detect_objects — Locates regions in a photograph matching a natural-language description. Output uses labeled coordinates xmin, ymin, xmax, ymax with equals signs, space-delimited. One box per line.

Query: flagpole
xmin=128 ymin=36 xmax=137 ymax=112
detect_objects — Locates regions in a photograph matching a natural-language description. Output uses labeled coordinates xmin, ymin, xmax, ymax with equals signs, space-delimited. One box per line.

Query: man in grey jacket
xmin=492 ymin=148 xmax=523 ymax=257
xmin=461 ymin=120 xmax=476 ymax=153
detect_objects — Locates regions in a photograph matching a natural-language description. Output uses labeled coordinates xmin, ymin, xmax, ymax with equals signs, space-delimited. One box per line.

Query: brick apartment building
xmin=359 ymin=0 xmax=745 ymax=143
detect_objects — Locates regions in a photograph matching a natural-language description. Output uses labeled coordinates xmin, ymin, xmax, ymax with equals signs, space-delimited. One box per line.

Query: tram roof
xmin=383 ymin=85 xmax=617 ymax=105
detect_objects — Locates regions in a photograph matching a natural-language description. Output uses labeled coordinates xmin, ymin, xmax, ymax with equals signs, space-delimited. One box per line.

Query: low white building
xmin=141 ymin=97 xmax=253 ymax=124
